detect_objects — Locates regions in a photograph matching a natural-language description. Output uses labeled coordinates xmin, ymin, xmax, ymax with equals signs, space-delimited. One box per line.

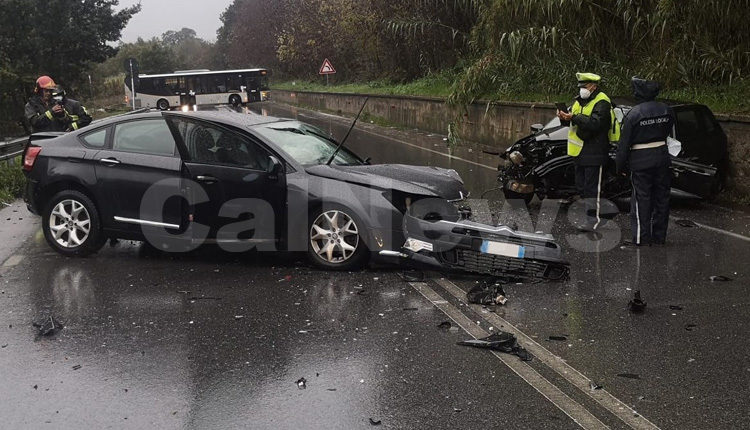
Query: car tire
xmin=229 ymin=94 xmax=242 ymax=106
xmin=42 ymin=190 xmax=105 ymax=257
xmin=307 ymin=206 xmax=369 ymax=270
xmin=157 ymin=98 xmax=170 ymax=111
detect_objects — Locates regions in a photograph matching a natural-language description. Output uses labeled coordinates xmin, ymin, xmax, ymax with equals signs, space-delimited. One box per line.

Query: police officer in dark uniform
xmin=558 ymin=72 xmax=617 ymax=230
xmin=616 ymin=77 xmax=675 ymax=246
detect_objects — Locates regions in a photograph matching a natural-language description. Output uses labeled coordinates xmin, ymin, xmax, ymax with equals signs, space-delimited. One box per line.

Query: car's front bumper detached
xmin=391 ymin=214 xmax=570 ymax=281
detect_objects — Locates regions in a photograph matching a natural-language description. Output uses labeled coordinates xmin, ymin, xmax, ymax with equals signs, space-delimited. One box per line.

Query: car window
xmin=253 ymin=122 xmax=362 ymax=166
xmin=80 ymin=127 xmax=108 ymax=148
xmin=113 ymin=119 xmax=176 ymax=156
xmin=168 ymin=117 xmax=269 ymax=170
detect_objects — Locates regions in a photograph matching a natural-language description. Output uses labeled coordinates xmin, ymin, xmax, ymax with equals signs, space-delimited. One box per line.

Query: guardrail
xmin=0 ymin=137 xmax=27 ymax=162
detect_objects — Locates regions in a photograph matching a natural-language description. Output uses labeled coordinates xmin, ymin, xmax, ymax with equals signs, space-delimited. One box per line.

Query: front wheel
xmin=229 ymin=94 xmax=242 ymax=106
xmin=307 ymin=207 xmax=369 ymax=270
xmin=42 ymin=190 xmax=105 ymax=257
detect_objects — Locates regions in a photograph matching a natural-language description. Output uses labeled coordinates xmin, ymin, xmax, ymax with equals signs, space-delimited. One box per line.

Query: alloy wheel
xmin=310 ymin=210 xmax=360 ymax=263
xmin=48 ymin=199 xmax=91 ymax=248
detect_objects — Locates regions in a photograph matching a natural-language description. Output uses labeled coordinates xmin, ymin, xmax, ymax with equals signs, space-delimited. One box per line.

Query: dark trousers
xmin=575 ymin=165 xmax=604 ymax=228
xmin=630 ymin=166 xmax=670 ymax=245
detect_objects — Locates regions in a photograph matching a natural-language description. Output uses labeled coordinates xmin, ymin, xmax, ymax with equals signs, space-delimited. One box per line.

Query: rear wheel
xmin=42 ymin=190 xmax=105 ymax=257
xmin=307 ymin=206 xmax=369 ymax=270
xmin=156 ymin=98 xmax=170 ymax=110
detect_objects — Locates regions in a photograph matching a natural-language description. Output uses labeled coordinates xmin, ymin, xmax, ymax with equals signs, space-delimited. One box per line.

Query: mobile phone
xmin=555 ymin=102 xmax=569 ymax=113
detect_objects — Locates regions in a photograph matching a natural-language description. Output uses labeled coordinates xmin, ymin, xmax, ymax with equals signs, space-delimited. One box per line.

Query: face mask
xmin=579 ymin=88 xmax=591 ymax=99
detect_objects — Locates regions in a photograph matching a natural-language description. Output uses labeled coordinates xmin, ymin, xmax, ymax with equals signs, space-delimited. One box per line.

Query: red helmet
xmin=35 ymin=76 xmax=57 ymax=92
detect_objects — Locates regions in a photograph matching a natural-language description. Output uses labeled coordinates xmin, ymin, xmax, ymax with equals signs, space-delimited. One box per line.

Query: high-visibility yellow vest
xmin=567 ymin=92 xmax=620 ymax=156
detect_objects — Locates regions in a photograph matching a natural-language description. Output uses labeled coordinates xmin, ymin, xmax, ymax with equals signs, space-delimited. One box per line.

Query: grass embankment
xmin=0 ymin=157 xmax=25 ymax=204
xmin=273 ymin=75 xmax=750 ymax=116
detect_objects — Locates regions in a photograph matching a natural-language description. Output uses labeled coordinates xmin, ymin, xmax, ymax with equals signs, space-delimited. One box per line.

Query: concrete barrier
xmin=273 ymin=89 xmax=750 ymax=197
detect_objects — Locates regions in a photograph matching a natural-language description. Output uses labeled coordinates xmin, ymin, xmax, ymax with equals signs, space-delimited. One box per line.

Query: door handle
xmin=196 ymin=175 xmax=218 ymax=183
xmin=99 ymin=157 xmax=120 ymax=165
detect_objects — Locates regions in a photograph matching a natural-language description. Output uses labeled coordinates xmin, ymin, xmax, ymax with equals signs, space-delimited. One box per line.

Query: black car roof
xmin=86 ymin=109 xmax=287 ymax=130
xmin=611 ymin=96 xmax=699 ymax=109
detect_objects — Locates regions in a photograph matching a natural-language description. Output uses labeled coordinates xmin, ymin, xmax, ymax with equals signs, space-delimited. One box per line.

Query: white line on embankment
xmin=432 ymin=277 xmax=661 ymax=430
xmin=410 ymin=281 xmax=610 ymax=430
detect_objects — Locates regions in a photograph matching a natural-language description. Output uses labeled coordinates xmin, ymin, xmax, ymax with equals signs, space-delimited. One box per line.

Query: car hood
xmin=305 ymin=164 xmax=466 ymax=199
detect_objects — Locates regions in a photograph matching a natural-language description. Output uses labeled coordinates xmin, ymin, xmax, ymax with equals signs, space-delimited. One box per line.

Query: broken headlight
xmin=509 ymin=150 xmax=525 ymax=165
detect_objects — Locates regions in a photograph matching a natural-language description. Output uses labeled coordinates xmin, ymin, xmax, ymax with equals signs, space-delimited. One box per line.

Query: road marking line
xmin=432 ymin=277 xmax=660 ymax=430
xmin=2 ymin=255 xmax=23 ymax=267
xmin=410 ymin=281 xmax=610 ymax=430
xmin=669 ymin=215 xmax=750 ymax=243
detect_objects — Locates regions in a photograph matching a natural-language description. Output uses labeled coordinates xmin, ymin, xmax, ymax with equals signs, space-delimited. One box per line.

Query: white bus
xmin=125 ymin=68 xmax=269 ymax=110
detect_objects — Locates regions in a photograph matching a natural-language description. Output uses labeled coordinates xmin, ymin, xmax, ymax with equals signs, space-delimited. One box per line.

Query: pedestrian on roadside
xmin=557 ymin=72 xmax=619 ymax=231
xmin=616 ymin=77 xmax=674 ymax=246
xmin=24 ymin=75 xmax=92 ymax=133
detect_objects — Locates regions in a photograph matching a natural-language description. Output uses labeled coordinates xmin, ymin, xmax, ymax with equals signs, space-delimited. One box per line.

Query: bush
xmin=0 ymin=157 xmax=25 ymax=204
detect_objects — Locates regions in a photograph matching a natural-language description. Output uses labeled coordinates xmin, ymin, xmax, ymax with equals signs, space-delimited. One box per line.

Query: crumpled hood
xmin=632 ymin=77 xmax=660 ymax=102
xmin=305 ymin=164 xmax=467 ymax=199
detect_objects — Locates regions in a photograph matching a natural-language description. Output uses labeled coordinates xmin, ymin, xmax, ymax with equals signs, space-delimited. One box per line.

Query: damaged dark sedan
xmin=22 ymin=110 xmax=569 ymax=280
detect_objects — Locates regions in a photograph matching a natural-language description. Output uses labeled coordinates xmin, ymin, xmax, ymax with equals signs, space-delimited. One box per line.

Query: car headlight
xmin=509 ymin=150 xmax=525 ymax=165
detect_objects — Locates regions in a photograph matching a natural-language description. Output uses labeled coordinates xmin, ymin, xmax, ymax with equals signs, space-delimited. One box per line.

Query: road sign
xmin=319 ymin=58 xmax=336 ymax=75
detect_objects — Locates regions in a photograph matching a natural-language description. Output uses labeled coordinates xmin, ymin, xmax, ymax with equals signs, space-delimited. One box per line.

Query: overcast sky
xmin=115 ymin=0 xmax=235 ymax=43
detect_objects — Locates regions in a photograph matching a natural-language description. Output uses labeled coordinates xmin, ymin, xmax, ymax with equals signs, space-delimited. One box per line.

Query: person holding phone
xmin=557 ymin=72 xmax=616 ymax=231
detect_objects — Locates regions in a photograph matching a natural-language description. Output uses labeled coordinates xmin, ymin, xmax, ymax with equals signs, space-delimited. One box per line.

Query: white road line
xmin=669 ymin=216 xmax=750 ymax=243
xmin=432 ymin=277 xmax=660 ymax=430
xmin=2 ymin=254 xmax=23 ymax=267
xmin=410 ymin=281 xmax=610 ymax=430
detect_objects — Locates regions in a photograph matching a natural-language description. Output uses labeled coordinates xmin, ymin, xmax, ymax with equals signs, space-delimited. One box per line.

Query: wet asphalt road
xmin=1 ymin=102 xmax=749 ymax=429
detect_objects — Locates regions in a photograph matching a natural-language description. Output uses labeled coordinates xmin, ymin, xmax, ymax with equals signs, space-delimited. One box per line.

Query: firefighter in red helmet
xmin=24 ymin=75 xmax=92 ymax=132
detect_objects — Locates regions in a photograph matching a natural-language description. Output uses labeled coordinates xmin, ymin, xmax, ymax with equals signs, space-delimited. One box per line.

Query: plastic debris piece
xmin=548 ymin=335 xmax=567 ymax=341
xmin=467 ymin=277 xmax=507 ymax=305
xmin=32 ymin=316 xmax=64 ymax=336
xmin=369 ymin=418 xmax=382 ymax=426
xmin=457 ymin=331 xmax=532 ymax=361
xmin=72 ymin=365 xmax=81 ymax=371
xmin=616 ymin=373 xmax=641 ymax=379
xmin=709 ymin=275 xmax=731 ymax=282
xmin=234 ymin=315 xmax=245 ymax=320
xmin=187 ymin=296 xmax=222 ymax=300
xmin=327 ymin=388 xmax=337 ymax=391
xmin=675 ymin=219 xmax=696 ymax=227
xmin=296 ymin=378 xmax=307 ymax=389
xmin=628 ymin=290 xmax=647 ymax=314
xmin=398 ymin=270 xmax=425 ymax=282
xmin=403 ymin=307 xmax=418 ymax=311
xmin=669 ymin=305 xmax=683 ymax=311
xmin=685 ymin=323 xmax=697 ymax=331
xmin=589 ymin=381 xmax=603 ymax=390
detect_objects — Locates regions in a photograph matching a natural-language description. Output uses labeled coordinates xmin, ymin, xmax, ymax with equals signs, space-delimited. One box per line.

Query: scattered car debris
xmin=457 ymin=331 xmax=531 ymax=361
xmin=327 ymin=388 xmax=337 ymax=391
xmin=616 ymin=373 xmax=641 ymax=379
xmin=176 ymin=290 xmax=190 ymax=295
xmin=402 ymin=307 xmax=418 ymax=311
xmin=369 ymin=418 xmax=382 ymax=426
xmin=1 ymin=344 xmax=7 ymax=348
xmin=669 ymin=305 xmax=683 ymax=311
xmin=398 ymin=270 xmax=425 ymax=282
xmin=467 ymin=278 xmax=507 ymax=305
xmin=685 ymin=324 xmax=698 ymax=331
xmin=296 ymin=377 xmax=307 ymax=389
xmin=709 ymin=275 xmax=732 ymax=282
xmin=187 ymin=296 xmax=222 ymax=301
xmin=234 ymin=315 xmax=245 ymax=320
xmin=589 ymin=381 xmax=603 ymax=390
xmin=548 ymin=335 xmax=568 ymax=341
xmin=628 ymin=291 xmax=647 ymax=314
xmin=675 ymin=219 xmax=697 ymax=228
xmin=32 ymin=316 xmax=63 ymax=336
xmin=72 ymin=365 xmax=82 ymax=370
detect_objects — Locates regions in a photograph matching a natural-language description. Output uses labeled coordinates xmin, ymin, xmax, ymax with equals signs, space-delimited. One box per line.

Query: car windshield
xmin=254 ymin=122 xmax=363 ymax=166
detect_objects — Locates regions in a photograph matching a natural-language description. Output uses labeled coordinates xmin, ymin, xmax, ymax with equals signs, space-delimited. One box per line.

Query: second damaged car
xmin=22 ymin=109 xmax=568 ymax=280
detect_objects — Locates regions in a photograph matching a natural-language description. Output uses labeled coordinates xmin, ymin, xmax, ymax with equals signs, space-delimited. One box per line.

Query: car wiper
xmin=326 ymin=97 xmax=368 ymax=165
xmin=268 ymin=127 xmax=305 ymax=135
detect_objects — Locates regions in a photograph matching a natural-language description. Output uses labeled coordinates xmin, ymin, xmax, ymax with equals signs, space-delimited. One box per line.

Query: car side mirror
xmin=267 ymin=155 xmax=282 ymax=180
xmin=363 ymin=157 xmax=372 ymax=165
xmin=530 ymin=123 xmax=543 ymax=133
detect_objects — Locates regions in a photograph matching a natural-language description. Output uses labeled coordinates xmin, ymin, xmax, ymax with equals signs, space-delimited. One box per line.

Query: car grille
xmin=439 ymin=249 xmax=568 ymax=281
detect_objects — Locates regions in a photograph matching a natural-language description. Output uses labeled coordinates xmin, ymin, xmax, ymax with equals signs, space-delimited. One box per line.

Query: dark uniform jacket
xmin=570 ymin=89 xmax=611 ymax=166
xmin=24 ymin=95 xmax=92 ymax=133
xmin=616 ymin=79 xmax=674 ymax=173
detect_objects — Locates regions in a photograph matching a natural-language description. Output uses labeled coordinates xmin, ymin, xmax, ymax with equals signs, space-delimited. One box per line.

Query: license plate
xmin=480 ymin=240 xmax=525 ymax=258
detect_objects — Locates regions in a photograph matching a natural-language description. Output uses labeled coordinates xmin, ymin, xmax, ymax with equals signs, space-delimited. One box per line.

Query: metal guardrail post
xmin=0 ymin=137 xmax=28 ymax=165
